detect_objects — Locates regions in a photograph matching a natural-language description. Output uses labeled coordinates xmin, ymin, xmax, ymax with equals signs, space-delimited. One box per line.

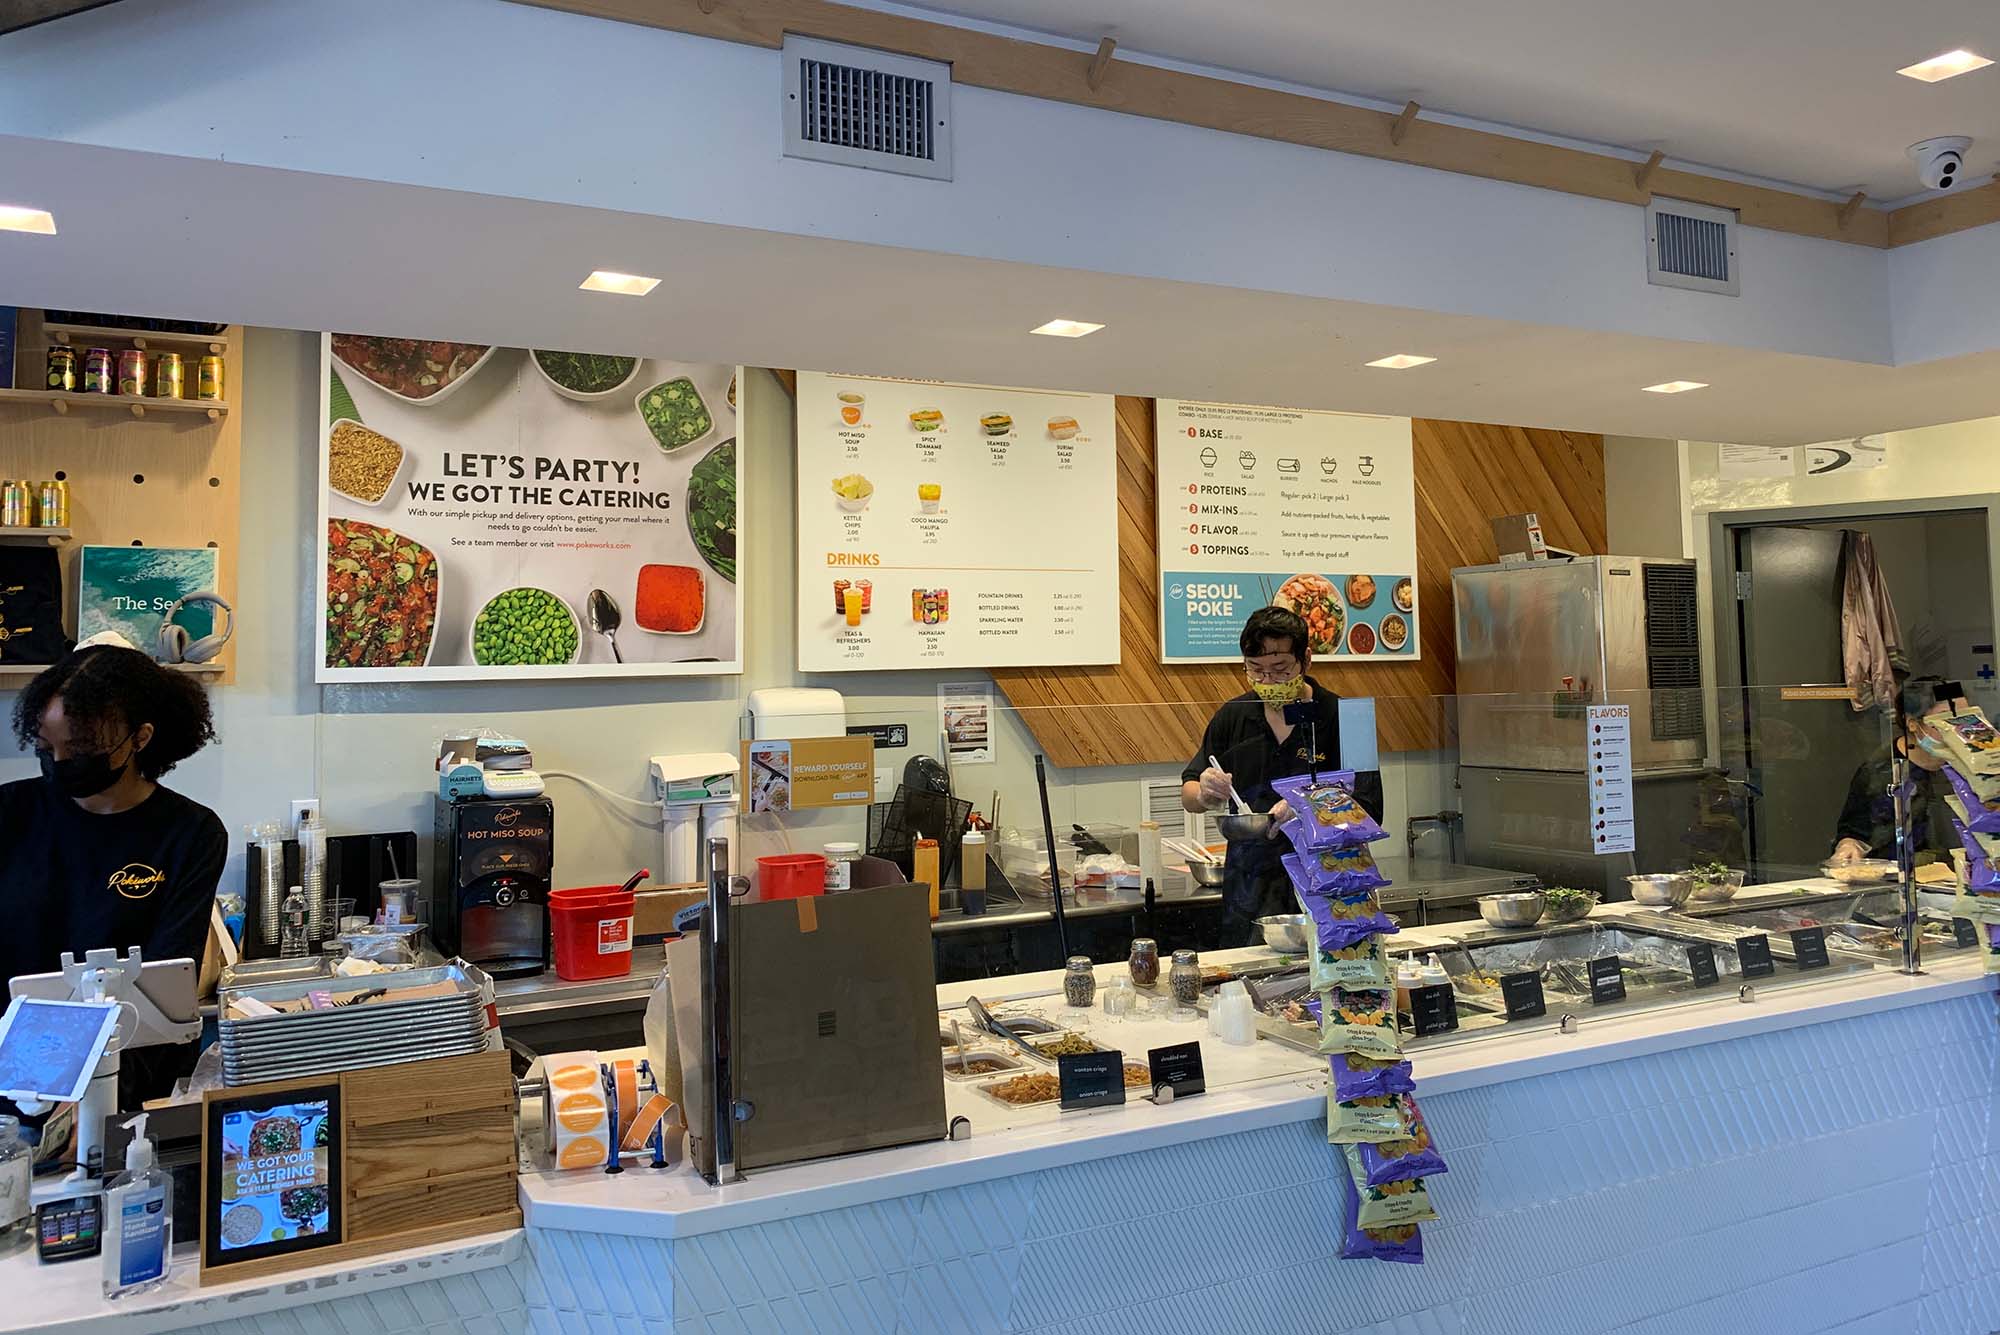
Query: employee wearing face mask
xmin=1 ymin=646 xmax=226 ymax=1002
xmin=1182 ymin=607 xmax=1386 ymax=947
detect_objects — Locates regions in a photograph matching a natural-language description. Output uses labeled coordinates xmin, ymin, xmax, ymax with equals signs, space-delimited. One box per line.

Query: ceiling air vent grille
xmin=783 ymin=36 xmax=953 ymax=182
xmin=1645 ymin=196 xmax=1739 ymax=296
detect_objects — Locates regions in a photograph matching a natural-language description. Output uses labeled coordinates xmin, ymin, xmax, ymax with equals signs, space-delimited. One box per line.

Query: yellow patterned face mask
xmin=1250 ymin=674 xmax=1304 ymax=705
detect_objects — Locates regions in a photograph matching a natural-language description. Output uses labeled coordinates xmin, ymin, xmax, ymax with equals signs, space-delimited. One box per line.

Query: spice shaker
xmin=1169 ymin=949 xmax=1202 ymax=1006
xmin=1128 ymin=937 xmax=1161 ymax=987
xmin=1063 ymin=956 xmax=1097 ymax=1008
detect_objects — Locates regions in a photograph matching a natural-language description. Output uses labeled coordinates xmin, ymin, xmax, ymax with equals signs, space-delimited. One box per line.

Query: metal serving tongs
xmin=964 ymin=994 xmax=1045 ymax=1062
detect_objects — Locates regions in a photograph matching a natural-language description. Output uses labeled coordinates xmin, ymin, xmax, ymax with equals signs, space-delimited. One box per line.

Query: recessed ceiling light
xmin=579 ymin=270 xmax=660 ymax=296
xmin=0 ymin=206 xmax=56 ymax=235
xmin=1364 ymin=354 xmax=1436 ymax=369
xmin=1896 ymin=49 xmax=1992 ymax=82
xmin=1029 ymin=319 xmax=1104 ymax=338
xmin=1642 ymin=380 xmax=1709 ymax=394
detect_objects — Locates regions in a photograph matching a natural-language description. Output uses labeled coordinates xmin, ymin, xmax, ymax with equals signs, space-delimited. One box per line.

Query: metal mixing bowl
xmin=1627 ymin=873 xmax=1694 ymax=907
xmin=1217 ymin=812 xmax=1273 ymax=843
xmin=1187 ymin=859 xmax=1228 ymax=888
xmin=1256 ymin=914 xmax=1312 ymax=953
xmin=1689 ymin=869 xmax=1745 ymax=902
xmin=1477 ymin=891 xmax=1546 ymax=928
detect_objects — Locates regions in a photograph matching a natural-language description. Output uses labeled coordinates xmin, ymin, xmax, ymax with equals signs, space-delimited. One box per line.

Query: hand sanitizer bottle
xmin=103 ymin=1113 xmax=172 ymax=1299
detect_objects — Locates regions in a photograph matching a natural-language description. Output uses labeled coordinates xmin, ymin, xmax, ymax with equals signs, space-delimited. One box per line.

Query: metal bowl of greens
xmin=1626 ymin=873 xmax=1694 ymax=907
xmin=1688 ymin=862 xmax=1745 ymax=902
xmin=1477 ymin=891 xmax=1545 ymax=928
xmin=531 ymin=350 xmax=642 ymax=402
xmin=1538 ymin=887 xmax=1599 ymax=923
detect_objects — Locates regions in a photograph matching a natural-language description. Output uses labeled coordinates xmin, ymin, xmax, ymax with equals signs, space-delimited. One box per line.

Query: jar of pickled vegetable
xmin=1063 ymin=956 xmax=1096 ymax=1008
xmin=1128 ymin=938 xmax=1161 ymax=987
xmin=1169 ymin=949 xmax=1202 ymax=1006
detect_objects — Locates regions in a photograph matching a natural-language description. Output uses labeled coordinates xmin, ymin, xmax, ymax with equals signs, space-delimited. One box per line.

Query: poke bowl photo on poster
xmin=316 ymin=334 xmax=743 ymax=681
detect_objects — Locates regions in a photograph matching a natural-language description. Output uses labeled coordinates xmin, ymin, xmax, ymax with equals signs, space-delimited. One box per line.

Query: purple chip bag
xmin=1300 ymin=886 xmax=1398 ymax=951
xmin=1943 ymin=765 xmax=2000 ymax=834
xmin=1352 ymin=1097 xmax=1449 ymax=1185
xmin=1329 ymin=1053 xmax=1415 ymax=1101
xmin=1272 ymin=772 xmax=1388 ymax=851
xmin=1952 ymin=818 xmax=2000 ymax=892
xmin=1339 ymin=1169 xmax=1424 ymax=1264
xmin=1282 ymin=848 xmax=1391 ymax=896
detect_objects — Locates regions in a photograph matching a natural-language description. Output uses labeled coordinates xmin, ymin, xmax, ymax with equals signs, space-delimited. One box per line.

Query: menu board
xmin=795 ymin=372 xmax=1119 ymax=672
xmin=1154 ymin=402 xmax=1417 ymax=663
xmin=316 ymin=335 xmax=743 ymax=682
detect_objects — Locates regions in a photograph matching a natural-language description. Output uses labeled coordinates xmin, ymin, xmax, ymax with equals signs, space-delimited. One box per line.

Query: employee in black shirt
xmin=2 ymin=646 xmax=226 ymax=1098
xmin=1181 ymin=607 xmax=1385 ymax=946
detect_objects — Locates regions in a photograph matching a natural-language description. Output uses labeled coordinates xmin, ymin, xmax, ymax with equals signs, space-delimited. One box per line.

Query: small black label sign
xmin=1790 ymin=926 xmax=1831 ymax=970
xmin=1588 ymin=956 xmax=1626 ymax=1004
xmin=1409 ymin=983 xmax=1459 ymax=1037
xmin=846 ymin=723 xmax=909 ymax=749
xmin=1737 ymin=934 xmax=1775 ymax=978
xmin=1500 ymin=970 xmax=1545 ymax=1020
xmin=1058 ymin=1050 xmax=1127 ymax=1111
xmin=1686 ymin=942 xmax=1720 ymax=988
xmin=1953 ymin=917 xmax=1979 ymax=949
xmin=1147 ymin=1041 xmax=1206 ymax=1099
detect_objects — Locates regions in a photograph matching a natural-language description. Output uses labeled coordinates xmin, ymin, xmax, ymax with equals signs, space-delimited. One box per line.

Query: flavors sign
xmin=1154 ymin=402 xmax=1418 ymax=663
xmin=314 ymin=335 xmax=743 ymax=681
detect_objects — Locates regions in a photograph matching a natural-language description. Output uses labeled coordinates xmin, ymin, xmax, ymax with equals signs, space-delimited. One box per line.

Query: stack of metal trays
xmin=218 ymin=960 xmax=493 ymax=1086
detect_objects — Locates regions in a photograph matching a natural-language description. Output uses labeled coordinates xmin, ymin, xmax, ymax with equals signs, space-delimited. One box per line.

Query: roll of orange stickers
xmin=542 ymin=1051 xmax=609 ymax=1171
xmin=613 ymin=1059 xmax=640 ymax=1146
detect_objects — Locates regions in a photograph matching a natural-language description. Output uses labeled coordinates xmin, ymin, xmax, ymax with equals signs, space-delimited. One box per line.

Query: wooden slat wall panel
xmin=989 ymin=399 xmax=1605 ymax=765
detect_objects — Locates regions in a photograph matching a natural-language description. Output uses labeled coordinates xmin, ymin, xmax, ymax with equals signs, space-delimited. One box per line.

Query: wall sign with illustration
xmin=1154 ymin=402 xmax=1417 ymax=663
xmin=316 ymin=335 xmax=742 ymax=681
xmin=794 ymin=371 xmax=1119 ymax=672
xmin=742 ymin=736 xmax=875 ymax=813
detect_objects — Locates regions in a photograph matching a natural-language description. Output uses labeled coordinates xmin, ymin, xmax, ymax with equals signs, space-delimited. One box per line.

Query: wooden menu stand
xmin=199 ymin=1051 xmax=520 ymax=1284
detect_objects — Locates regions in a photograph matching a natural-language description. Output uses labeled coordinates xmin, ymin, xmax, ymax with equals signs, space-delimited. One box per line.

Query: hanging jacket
xmin=1840 ymin=531 xmax=1905 ymax=712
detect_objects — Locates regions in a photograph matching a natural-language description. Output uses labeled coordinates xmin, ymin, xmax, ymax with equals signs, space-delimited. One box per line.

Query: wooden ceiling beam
xmin=511 ymin=0 xmax=1997 ymax=250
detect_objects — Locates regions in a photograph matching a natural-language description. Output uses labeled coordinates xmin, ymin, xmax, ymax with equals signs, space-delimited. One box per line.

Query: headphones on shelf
xmin=156 ymin=590 xmax=235 ymax=664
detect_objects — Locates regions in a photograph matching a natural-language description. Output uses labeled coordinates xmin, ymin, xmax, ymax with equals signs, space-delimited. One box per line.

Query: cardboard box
xmin=634 ymin=887 xmax=707 ymax=940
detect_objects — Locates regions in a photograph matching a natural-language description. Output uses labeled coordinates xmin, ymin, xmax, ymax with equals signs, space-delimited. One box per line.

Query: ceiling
xmin=896 ymin=0 xmax=2000 ymax=201
xmin=5 ymin=136 xmax=1998 ymax=447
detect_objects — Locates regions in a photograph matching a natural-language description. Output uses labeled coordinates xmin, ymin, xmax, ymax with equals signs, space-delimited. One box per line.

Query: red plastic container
xmin=757 ymin=854 xmax=828 ymax=900
xmin=549 ymin=885 xmax=637 ymax=981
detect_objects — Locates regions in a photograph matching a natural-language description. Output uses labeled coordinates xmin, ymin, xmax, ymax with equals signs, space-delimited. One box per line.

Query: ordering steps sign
xmin=1153 ymin=401 xmax=1418 ymax=663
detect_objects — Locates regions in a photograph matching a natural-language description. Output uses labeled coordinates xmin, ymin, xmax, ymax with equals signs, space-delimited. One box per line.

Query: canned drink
xmin=38 ymin=481 xmax=64 ymax=528
xmin=45 ymin=345 xmax=77 ymax=392
xmin=154 ymin=352 xmax=184 ymax=399
xmin=197 ymin=355 xmax=224 ymax=401
xmin=912 ymin=589 xmax=925 ymax=622
xmin=0 ymin=482 xmax=28 ymax=529
xmin=82 ymin=348 xmax=114 ymax=394
xmin=48 ymin=479 xmax=69 ymax=528
xmin=117 ymin=349 xmax=148 ymax=396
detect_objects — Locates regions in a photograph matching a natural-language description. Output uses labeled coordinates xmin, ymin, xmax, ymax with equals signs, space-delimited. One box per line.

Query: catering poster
xmin=316 ymin=335 xmax=742 ymax=681
xmin=794 ymin=371 xmax=1119 ymax=672
xmin=1154 ymin=401 xmax=1417 ymax=663
xmin=216 ymin=1095 xmax=335 ymax=1250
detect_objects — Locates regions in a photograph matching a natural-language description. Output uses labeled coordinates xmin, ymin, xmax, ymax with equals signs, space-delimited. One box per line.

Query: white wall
xmin=0 ymin=0 xmax=1897 ymax=366
xmin=0 ymin=330 xmax=1438 ymax=892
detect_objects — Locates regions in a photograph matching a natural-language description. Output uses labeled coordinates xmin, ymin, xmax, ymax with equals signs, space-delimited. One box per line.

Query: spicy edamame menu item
xmin=794 ymin=371 xmax=1120 ymax=672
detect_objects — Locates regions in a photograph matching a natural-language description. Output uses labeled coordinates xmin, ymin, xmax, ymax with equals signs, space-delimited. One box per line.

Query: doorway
xmin=1712 ymin=502 xmax=1999 ymax=878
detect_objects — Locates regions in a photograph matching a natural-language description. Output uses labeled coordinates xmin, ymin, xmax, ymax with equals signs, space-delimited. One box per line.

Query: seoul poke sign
xmin=1154 ymin=400 xmax=1418 ymax=664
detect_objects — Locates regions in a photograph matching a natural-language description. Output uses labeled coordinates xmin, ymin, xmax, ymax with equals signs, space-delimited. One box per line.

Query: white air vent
xmin=783 ymin=36 xmax=952 ymax=181
xmin=1645 ymin=197 xmax=1739 ymax=296
xmin=1137 ymin=776 xmax=1220 ymax=846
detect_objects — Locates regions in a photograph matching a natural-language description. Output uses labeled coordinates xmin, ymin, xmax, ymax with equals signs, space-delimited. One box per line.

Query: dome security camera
xmin=1908 ymin=135 xmax=1974 ymax=190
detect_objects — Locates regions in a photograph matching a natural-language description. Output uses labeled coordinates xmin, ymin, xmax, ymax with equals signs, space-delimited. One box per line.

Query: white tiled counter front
xmin=517 ymin=932 xmax=2000 ymax=1335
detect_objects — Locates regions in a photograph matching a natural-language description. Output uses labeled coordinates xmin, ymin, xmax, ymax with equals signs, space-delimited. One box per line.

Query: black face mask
xmin=37 ymin=733 xmax=133 ymax=801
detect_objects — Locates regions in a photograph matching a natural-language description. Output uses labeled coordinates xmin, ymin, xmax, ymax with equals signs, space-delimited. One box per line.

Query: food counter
xmin=510 ymin=877 xmax=2000 ymax=1333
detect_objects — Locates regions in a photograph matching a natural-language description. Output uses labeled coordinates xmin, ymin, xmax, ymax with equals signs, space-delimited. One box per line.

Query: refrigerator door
xmin=1454 ymin=559 xmax=1608 ymax=771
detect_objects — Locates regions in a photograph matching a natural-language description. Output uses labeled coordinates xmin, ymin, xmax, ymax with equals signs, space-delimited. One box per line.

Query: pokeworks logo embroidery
xmin=109 ymin=863 xmax=167 ymax=900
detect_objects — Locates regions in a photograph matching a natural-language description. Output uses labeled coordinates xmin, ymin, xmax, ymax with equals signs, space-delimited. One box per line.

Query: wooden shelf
xmin=0 ymin=660 xmax=226 ymax=680
xmin=0 ymin=527 xmax=71 ymax=546
xmin=0 ymin=388 xmax=228 ymax=420
xmin=44 ymin=323 xmax=228 ymax=355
